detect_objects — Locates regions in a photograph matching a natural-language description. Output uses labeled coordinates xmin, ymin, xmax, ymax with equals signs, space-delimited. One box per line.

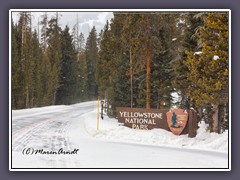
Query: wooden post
xmin=188 ymin=109 xmax=198 ymax=138
xmin=212 ymin=105 xmax=219 ymax=133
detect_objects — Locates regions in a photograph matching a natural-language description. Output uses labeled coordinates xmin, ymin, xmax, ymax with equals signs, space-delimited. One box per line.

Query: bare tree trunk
xmin=21 ymin=12 xmax=27 ymax=62
xmin=52 ymin=90 xmax=57 ymax=105
xmin=146 ymin=15 xmax=150 ymax=109
xmin=130 ymin=47 xmax=133 ymax=108
xmin=212 ymin=104 xmax=219 ymax=133
xmin=26 ymin=86 xmax=29 ymax=108
xmin=31 ymin=91 xmax=34 ymax=107
xmin=76 ymin=14 xmax=80 ymax=52
xmin=198 ymin=107 xmax=203 ymax=121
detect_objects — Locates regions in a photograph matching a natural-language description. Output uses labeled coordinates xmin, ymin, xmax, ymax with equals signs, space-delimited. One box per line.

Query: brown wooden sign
xmin=116 ymin=107 xmax=169 ymax=130
xmin=116 ymin=107 xmax=196 ymax=137
xmin=166 ymin=109 xmax=188 ymax=135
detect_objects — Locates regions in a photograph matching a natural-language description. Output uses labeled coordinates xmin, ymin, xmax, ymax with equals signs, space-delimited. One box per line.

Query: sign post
xmin=101 ymin=100 xmax=104 ymax=120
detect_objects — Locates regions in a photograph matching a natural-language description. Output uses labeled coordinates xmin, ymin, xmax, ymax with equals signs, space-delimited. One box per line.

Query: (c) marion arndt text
xmin=22 ymin=148 xmax=79 ymax=155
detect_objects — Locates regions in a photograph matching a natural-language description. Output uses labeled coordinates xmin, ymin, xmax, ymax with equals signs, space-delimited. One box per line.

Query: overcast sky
xmin=11 ymin=11 xmax=114 ymax=40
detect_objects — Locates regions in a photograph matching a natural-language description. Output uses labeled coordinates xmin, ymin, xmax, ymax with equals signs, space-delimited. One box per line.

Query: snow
xmin=171 ymin=92 xmax=180 ymax=108
xmin=11 ymin=101 xmax=229 ymax=170
xmin=86 ymin=114 xmax=228 ymax=153
xmin=193 ymin=51 xmax=202 ymax=55
xmin=213 ymin=55 xmax=220 ymax=60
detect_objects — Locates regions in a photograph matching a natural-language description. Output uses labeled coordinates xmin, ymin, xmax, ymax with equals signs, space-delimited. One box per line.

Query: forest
xmin=11 ymin=11 xmax=229 ymax=133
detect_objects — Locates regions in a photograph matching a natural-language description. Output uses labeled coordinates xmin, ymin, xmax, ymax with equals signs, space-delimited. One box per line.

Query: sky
xmin=11 ymin=11 xmax=114 ymax=40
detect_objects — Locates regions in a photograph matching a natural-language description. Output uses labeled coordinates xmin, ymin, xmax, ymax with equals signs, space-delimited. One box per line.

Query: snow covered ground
xmin=10 ymin=101 xmax=229 ymax=170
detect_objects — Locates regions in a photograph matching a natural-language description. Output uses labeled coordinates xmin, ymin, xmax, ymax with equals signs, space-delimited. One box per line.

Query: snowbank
xmin=83 ymin=109 xmax=228 ymax=153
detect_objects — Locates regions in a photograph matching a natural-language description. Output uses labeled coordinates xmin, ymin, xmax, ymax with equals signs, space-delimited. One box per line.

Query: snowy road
xmin=11 ymin=101 xmax=228 ymax=169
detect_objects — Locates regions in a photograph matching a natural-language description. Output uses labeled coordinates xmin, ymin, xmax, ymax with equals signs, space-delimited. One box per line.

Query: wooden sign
xmin=116 ymin=107 xmax=169 ymax=130
xmin=166 ymin=109 xmax=188 ymax=135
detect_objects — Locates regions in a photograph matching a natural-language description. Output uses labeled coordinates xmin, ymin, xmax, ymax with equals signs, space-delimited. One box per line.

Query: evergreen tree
xmin=76 ymin=33 xmax=88 ymax=102
xmin=44 ymin=16 xmax=62 ymax=105
xmin=12 ymin=13 xmax=46 ymax=109
xmin=109 ymin=15 xmax=131 ymax=108
xmin=172 ymin=13 xmax=204 ymax=109
xmin=121 ymin=13 xmax=149 ymax=108
xmin=11 ymin=19 xmax=23 ymax=109
xmin=72 ymin=16 xmax=85 ymax=52
xmin=97 ymin=13 xmax=181 ymax=114
xmin=40 ymin=12 xmax=48 ymax=52
xmin=120 ymin=13 xmax=178 ymax=109
xmin=30 ymin=30 xmax=43 ymax=107
xmin=185 ymin=12 xmax=229 ymax=132
xmin=150 ymin=14 xmax=180 ymax=109
xmin=72 ymin=17 xmax=88 ymax=102
xmin=151 ymin=28 xmax=174 ymax=109
xmin=18 ymin=12 xmax=34 ymax=108
xmin=56 ymin=26 xmax=78 ymax=105
xmin=76 ymin=50 xmax=88 ymax=102
xmin=85 ymin=26 xmax=99 ymax=100
xmin=97 ymin=18 xmax=115 ymax=98
xmin=97 ymin=14 xmax=131 ymax=116
xmin=78 ymin=32 xmax=85 ymax=52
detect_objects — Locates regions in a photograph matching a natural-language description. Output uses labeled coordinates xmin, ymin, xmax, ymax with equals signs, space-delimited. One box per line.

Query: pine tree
xmin=120 ymin=13 xmax=179 ymax=109
xmin=172 ymin=13 xmax=204 ymax=109
xmin=121 ymin=13 xmax=147 ymax=108
xmin=97 ymin=14 xmax=132 ymax=115
xmin=56 ymin=26 xmax=78 ymax=105
xmin=30 ymin=30 xmax=43 ymax=107
xmin=150 ymin=14 xmax=180 ymax=109
xmin=17 ymin=12 xmax=35 ymax=109
xmin=72 ymin=17 xmax=88 ymax=102
xmin=185 ymin=12 xmax=229 ymax=132
xmin=12 ymin=13 xmax=46 ymax=109
xmin=74 ymin=32 xmax=88 ymax=102
xmin=97 ymin=13 xmax=182 ymax=114
xmin=11 ymin=19 xmax=23 ymax=109
xmin=76 ymin=49 xmax=88 ymax=102
xmin=97 ymin=19 xmax=113 ymax=97
xmin=44 ymin=16 xmax=62 ymax=105
xmin=85 ymin=26 xmax=99 ymax=100
xmin=151 ymin=32 xmax=174 ymax=109
xmin=40 ymin=12 xmax=48 ymax=52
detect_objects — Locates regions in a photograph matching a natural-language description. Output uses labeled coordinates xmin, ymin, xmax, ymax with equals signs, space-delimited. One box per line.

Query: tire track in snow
xmin=12 ymin=117 xmax=72 ymax=152
xmin=11 ymin=103 xmax=95 ymax=168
